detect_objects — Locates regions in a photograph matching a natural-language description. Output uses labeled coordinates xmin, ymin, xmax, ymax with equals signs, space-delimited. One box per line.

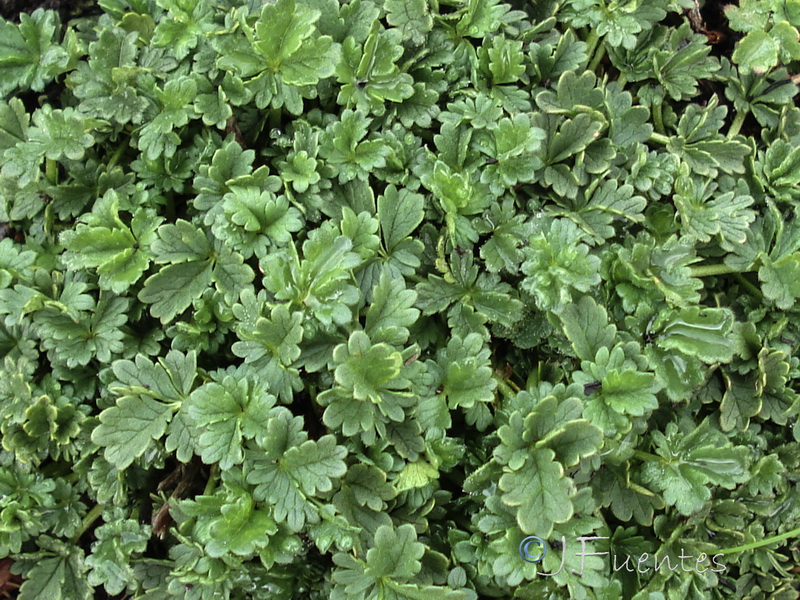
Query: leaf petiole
xmin=45 ymin=158 xmax=58 ymax=185
xmin=588 ymin=40 xmax=607 ymax=73
xmin=633 ymin=450 xmax=665 ymax=464
xmin=106 ymin=137 xmax=130 ymax=171
xmin=204 ymin=464 xmax=219 ymax=496
xmin=716 ymin=525 xmax=800 ymax=555
xmin=690 ymin=263 xmax=757 ymax=277
xmin=493 ymin=375 xmax=517 ymax=402
xmin=648 ymin=132 xmax=670 ymax=145
xmin=583 ymin=30 xmax=600 ymax=67
xmin=70 ymin=503 xmax=104 ymax=543
xmin=652 ymin=102 xmax=665 ymax=134
xmin=727 ymin=111 xmax=747 ymax=139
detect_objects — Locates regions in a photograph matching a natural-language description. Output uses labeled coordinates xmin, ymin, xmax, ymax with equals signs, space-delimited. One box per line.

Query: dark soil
xmin=0 ymin=0 xmax=93 ymax=22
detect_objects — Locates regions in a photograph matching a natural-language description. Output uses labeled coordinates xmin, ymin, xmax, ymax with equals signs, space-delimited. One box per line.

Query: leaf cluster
xmin=0 ymin=1 xmax=799 ymax=599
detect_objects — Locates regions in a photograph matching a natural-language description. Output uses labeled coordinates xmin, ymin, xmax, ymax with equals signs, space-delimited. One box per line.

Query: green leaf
xmin=320 ymin=109 xmax=390 ymax=182
xmin=600 ymin=369 xmax=659 ymax=415
xmin=725 ymin=0 xmax=771 ymax=33
xmin=17 ymin=539 xmax=91 ymax=600
xmin=278 ymin=150 xmax=320 ymax=193
xmin=67 ymin=28 xmax=149 ymax=125
xmin=193 ymin=139 xmax=277 ymax=222
xmin=0 ymin=98 xmax=29 ymax=152
xmin=86 ymin=515 xmax=150 ymax=595
xmin=137 ymin=76 xmax=197 ymax=160
xmin=223 ymin=187 xmax=302 ymax=239
xmin=673 ymin=167 xmax=755 ymax=249
xmin=335 ymin=29 xmax=414 ymax=115
xmin=545 ymin=113 xmax=604 ymax=164
xmin=733 ymin=30 xmax=779 ymax=74
xmin=0 ymin=10 xmax=73 ymax=95
xmin=667 ymin=96 xmax=750 ymax=177
xmin=564 ymin=180 xmax=646 ymax=244
xmin=499 ymin=447 xmax=573 ymax=537
xmin=263 ymin=224 xmax=362 ymax=326
xmin=759 ymin=252 xmax=800 ymax=309
xmin=186 ymin=376 xmax=275 ymax=469
xmin=654 ymin=307 xmax=737 ymax=363
xmin=394 ymin=459 xmax=439 ymax=491
xmin=481 ymin=35 xmax=526 ymax=85
xmin=206 ymin=491 xmax=278 ymax=557
xmin=366 ymin=523 xmax=424 ymax=580
xmin=28 ymin=106 xmax=94 ymax=161
xmin=339 ymin=464 xmax=396 ymax=511
xmin=434 ymin=333 xmax=496 ymax=409
xmin=536 ymin=419 xmax=603 ymax=468
xmin=247 ymin=408 xmax=347 ymax=531
xmin=559 ymin=295 xmax=616 ymax=361
xmin=417 ymin=250 xmax=523 ymax=327
xmin=61 ymin=196 xmax=163 ymax=294
xmin=232 ymin=304 xmax=304 ymax=402
xmin=253 ymin=0 xmax=338 ymax=84
xmin=592 ymin=465 xmax=664 ymax=526
xmin=653 ymin=23 xmax=720 ymax=101
xmin=641 ymin=419 xmax=751 ymax=515
xmin=521 ymin=219 xmax=601 ymax=312
xmin=331 ymin=523 xmax=469 ymax=599
xmin=109 ymin=350 xmax=197 ymax=402
xmin=284 ymin=436 xmax=348 ymax=496
xmin=573 ymin=345 xmax=661 ymax=435
xmin=92 ymin=396 xmax=173 ymax=470
xmin=151 ymin=0 xmax=213 ymax=61
xmin=478 ymin=113 xmax=545 ymax=192
xmin=211 ymin=237 xmax=255 ymax=303
xmin=151 ymin=219 xmax=212 ymax=263
xmin=720 ymin=370 xmax=762 ymax=432
xmin=384 ymin=0 xmax=432 ymax=46
xmin=563 ymin=0 xmax=665 ymax=50
xmin=378 ymin=185 xmax=425 ymax=252
xmin=138 ymin=260 xmax=213 ymax=324
xmin=364 ymin=273 xmax=419 ymax=346
xmin=334 ymin=330 xmax=404 ymax=403
xmin=318 ymin=330 xmax=415 ymax=441
xmin=747 ymin=454 xmax=786 ymax=496
xmin=218 ymin=0 xmax=340 ymax=112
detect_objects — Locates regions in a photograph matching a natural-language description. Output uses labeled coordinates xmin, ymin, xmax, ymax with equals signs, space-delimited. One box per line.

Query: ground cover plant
xmin=1 ymin=0 xmax=800 ymax=598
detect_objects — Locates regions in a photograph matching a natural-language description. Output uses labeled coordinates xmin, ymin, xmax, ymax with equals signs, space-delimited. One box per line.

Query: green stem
xmin=648 ymin=132 xmax=670 ymax=145
xmin=663 ymin=520 xmax=688 ymax=548
xmin=616 ymin=72 xmax=628 ymax=87
xmin=106 ymin=137 xmax=129 ymax=171
xmin=690 ymin=263 xmax=757 ymax=278
xmin=652 ymin=101 xmax=665 ymax=134
xmin=45 ymin=158 xmax=58 ymax=185
xmin=71 ymin=503 xmax=104 ymax=543
xmin=633 ymin=450 xmax=665 ymax=464
xmin=494 ymin=375 xmax=517 ymax=402
xmin=203 ymin=464 xmax=219 ymax=496
xmin=583 ymin=30 xmax=600 ymax=66
xmin=733 ymin=272 xmax=763 ymax=300
xmin=588 ymin=41 xmax=607 ymax=73
xmin=727 ymin=110 xmax=747 ymax=139
xmin=717 ymin=525 xmax=800 ymax=555
xmin=283 ymin=185 xmax=307 ymax=216
xmin=44 ymin=203 xmax=55 ymax=238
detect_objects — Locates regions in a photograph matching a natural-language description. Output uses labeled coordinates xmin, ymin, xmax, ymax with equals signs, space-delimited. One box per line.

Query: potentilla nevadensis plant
xmin=0 ymin=0 xmax=799 ymax=599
